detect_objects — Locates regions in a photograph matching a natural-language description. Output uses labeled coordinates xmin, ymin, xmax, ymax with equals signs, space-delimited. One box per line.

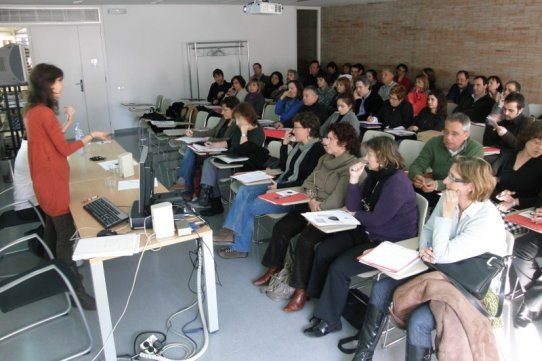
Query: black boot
xmin=406 ymin=342 xmax=432 ymax=361
xmin=190 ymin=185 xmax=212 ymax=209
xmin=351 ymin=304 xmax=387 ymax=361
xmin=200 ymin=197 xmax=224 ymax=217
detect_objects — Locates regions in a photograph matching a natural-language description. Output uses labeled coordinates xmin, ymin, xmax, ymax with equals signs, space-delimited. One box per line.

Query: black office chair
xmin=0 ymin=234 xmax=93 ymax=360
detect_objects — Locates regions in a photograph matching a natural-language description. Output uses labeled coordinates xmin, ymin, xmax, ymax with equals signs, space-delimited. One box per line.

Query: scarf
xmin=277 ymin=138 xmax=320 ymax=184
xmin=360 ymin=166 xmax=398 ymax=211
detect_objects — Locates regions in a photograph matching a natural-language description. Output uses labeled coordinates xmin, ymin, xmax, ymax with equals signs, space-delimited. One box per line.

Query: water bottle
xmin=74 ymin=122 xmax=85 ymax=155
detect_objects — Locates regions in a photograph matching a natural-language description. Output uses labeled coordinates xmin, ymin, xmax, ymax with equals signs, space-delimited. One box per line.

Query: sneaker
xmin=266 ymin=280 xmax=295 ymax=301
xmin=218 ymin=247 xmax=248 ymax=259
xmin=213 ymin=228 xmax=234 ymax=244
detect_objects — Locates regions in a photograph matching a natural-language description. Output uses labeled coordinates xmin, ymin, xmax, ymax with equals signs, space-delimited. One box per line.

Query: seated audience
xmin=491 ymin=80 xmax=531 ymax=117
xmin=483 ymin=92 xmax=533 ymax=149
xmin=351 ymin=63 xmax=365 ymax=79
xmin=207 ymin=68 xmax=231 ymax=105
xmin=487 ymin=75 xmax=503 ymax=102
xmin=377 ymin=68 xmax=398 ymax=101
xmin=331 ymin=76 xmax=353 ymax=108
xmin=245 ymin=79 xmax=265 ymax=116
xmin=274 ymin=80 xmax=304 ymax=128
xmin=316 ymin=70 xmax=336 ymax=111
xmin=253 ymin=123 xmax=361 ymax=312
xmin=191 ymin=103 xmax=265 ymax=216
xmin=272 ymin=69 xmax=298 ymax=99
xmin=491 ymin=121 xmax=542 ymax=234
xmin=407 ymin=74 xmax=429 ymax=116
xmin=408 ymin=89 xmax=447 ymax=133
xmin=371 ymin=85 xmax=413 ymax=129
xmin=303 ymin=137 xmax=417 ymax=337
xmin=326 ymin=61 xmax=339 ymax=85
xmin=298 ymin=85 xmax=330 ymax=124
xmin=446 ymin=70 xmax=473 ymax=104
xmin=226 ymin=75 xmax=248 ymax=102
xmin=320 ymin=93 xmax=359 ymax=137
xmin=351 ymin=156 xmax=505 ymax=361
xmin=353 ymin=75 xmax=383 ymax=121
xmin=394 ymin=63 xmax=412 ymax=92
xmin=172 ymin=97 xmax=240 ymax=199
xmin=342 ymin=63 xmax=352 ymax=76
xmin=366 ymin=69 xmax=382 ymax=94
xmin=422 ymin=67 xmax=437 ymax=91
xmin=409 ymin=113 xmax=483 ymax=207
xmin=512 ymin=208 xmax=542 ymax=327
xmin=250 ymin=62 xmax=270 ymax=90
xmin=263 ymin=71 xmax=283 ymax=100
xmin=453 ymin=75 xmax=495 ymax=123
xmin=303 ymin=59 xmax=320 ymax=87
xmin=215 ymin=113 xmax=325 ymax=258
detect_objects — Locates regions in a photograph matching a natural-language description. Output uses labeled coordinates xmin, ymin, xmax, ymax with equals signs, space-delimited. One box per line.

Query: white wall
xmin=102 ymin=4 xmax=298 ymax=130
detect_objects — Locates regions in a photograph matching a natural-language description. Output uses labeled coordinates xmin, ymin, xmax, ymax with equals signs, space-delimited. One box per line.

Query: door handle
xmin=75 ymin=79 xmax=84 ymax=92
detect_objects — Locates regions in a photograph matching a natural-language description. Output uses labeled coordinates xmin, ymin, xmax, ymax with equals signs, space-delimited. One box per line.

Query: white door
xmin=27 ymin=24 xmax=110 ymax=138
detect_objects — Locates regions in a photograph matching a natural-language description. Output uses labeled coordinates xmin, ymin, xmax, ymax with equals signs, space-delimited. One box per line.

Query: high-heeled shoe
xmin=283 ymin=288 xmax=306 ymax=312
xmin=514 ymin=302 xmax=539 ymax=328
xmin=253 ymin=267 xmax=278 ymax=286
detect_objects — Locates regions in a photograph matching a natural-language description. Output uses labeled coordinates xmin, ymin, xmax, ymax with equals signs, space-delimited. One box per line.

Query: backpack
xmin=141 ymin=107 xmax=167 ymax=121
xmin=166 ymin=101 xmax=185 ymax=121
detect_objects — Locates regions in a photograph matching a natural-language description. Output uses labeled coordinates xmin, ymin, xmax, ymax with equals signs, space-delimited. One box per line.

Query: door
xmin=297 ymin=9 xmax=319 ymax=76
xmin=27 ymin=24 xmax=110 ymax=138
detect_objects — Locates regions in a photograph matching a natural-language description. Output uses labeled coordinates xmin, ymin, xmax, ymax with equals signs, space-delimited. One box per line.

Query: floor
xmin=0 ymin=129 xmax=541 ymax=361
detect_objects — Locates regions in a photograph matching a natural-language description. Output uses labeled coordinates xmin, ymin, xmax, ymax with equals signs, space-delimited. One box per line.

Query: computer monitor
xmin=138 ymin=145 xmax=154 ymax=215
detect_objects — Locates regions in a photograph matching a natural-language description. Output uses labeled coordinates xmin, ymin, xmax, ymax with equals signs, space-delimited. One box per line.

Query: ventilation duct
xmin=0 ymin=7 xmax=100 ymax=24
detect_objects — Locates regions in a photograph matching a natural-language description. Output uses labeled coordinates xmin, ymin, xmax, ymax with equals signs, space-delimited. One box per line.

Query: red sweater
xmin=26 ymin=104 xmax=83 ymax=216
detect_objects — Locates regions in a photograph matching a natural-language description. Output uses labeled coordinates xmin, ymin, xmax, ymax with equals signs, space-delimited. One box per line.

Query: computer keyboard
xmin=83 ymin=197 xmax=129 ymax=229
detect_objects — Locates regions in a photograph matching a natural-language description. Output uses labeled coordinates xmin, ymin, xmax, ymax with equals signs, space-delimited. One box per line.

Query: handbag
xmin=429 ymin=252 xmax=505 ymax=300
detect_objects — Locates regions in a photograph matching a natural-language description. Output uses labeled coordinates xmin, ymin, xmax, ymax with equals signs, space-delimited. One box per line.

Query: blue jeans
xmin=223 ymin=184 xmax=293 ymax=252
xmin=176 ymin=148 xmax=196 ymax=193
xmin=370 ymin=277 xmax=435 ymax=349
xmin=200 ymin=158 xmax=232 ymax=197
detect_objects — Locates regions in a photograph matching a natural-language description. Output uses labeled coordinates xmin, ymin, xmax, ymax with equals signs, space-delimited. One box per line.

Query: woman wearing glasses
xmin=253 ymin=123 xmax=360 ymax=311
xmin=350 ymin=156 xmax=506 ymax=361
xmin=303 ymin=137 xmax=417 ymax=337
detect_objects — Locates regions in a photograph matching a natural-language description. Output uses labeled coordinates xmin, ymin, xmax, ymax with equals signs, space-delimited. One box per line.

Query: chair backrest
xmin=161 ymin=97 xmax=172 ymax=115
xmin=267 ymin=140 xmax=282 ymax=159
xmin=154 ymin=95 xmax=163 ymax=112
xmin=528 ymin=103 xmax=542 ymax=118
xmin=194 ymin=110 xmax=209 ymax=129
xmin=469 ymin=124 xmax=484 ymax=144
xmin=446 ymin=101 xmax=456 ymax=116
xmin=415 ymin=193 xmax=429 ymax=238
xmin=361 ymin=130 xmax=394 ymax=143
xmin=206 ymin=116 xmax=221 ymax=129
xmin=398 ymin=139 xmax=426 ymax=168
xmin=504 ymin=231 xmax=515 ymax=256
xmin=262 ymin=103 xmax=279 ymax=122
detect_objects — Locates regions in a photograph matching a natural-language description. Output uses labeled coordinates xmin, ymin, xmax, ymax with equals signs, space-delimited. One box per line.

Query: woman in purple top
xmin=303 ymin=136 xmax=418 ymax=337
xmin=244 ymin=79 xmax=266 ymax=116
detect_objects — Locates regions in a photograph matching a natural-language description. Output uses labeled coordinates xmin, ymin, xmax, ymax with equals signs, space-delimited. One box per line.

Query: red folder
xmin=258 ymin=192 xmax=309 ymax=205
xmin=505 ymin=212 xmax=542 ymax=233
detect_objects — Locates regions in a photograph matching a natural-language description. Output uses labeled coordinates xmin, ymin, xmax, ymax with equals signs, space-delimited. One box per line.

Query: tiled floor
xmin=0 ymin=129 xmax=540 ymax=360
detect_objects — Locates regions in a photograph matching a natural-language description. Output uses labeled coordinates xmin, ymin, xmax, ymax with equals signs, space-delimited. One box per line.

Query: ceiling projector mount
xmin=243 ymin=0 xmax=283 ymax=15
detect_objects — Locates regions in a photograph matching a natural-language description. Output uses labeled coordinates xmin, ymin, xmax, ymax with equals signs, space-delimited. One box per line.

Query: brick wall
xmin=321 ymin=0 xmax=542 ymax=104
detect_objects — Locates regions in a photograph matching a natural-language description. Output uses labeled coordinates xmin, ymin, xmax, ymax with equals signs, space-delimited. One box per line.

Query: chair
xmin=361 ymin=130 xmax=395 ymax=143
xmin=398 ymin=139 xmax=426 ymax=169
xmin=528 ymin=103 xmax=542 ymax=118
xmin=206 ymin=116 xmax=221 ymax=129
xmin=0 ymin=234 xmax=93 ymax=360
xmin=193 ymin=110 xmax=209 ymax=129
xmin=262 ymin=103 xmax=279 ymax=122
xmin=469 ymin=124 xmax=485 ymax=144
xmin=446 ymin=101 xmax=457 ymax=116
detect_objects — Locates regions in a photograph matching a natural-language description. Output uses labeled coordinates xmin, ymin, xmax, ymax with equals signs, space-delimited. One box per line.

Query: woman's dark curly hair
xmin=231 ymin=75 xmax=247 ymax=88
xmin=292 ymin=112 xmax=320 ymax=138
xmin=328 ymin=122 xmax=361 ymax=157
xmin=26 ymin=63 xmax=63 ymax=113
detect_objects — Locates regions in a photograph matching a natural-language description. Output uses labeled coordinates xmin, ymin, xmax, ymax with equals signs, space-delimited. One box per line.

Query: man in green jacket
xmin=409 ymin=112 xmax=484 ymax=206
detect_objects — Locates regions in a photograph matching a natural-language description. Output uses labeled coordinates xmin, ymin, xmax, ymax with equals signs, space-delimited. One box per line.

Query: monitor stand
xmin=130 ymin=201 xmax=152 ymax=229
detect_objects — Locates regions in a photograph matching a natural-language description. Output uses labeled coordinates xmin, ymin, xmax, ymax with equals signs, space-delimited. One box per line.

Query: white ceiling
xmin=0 ymin=0 xmax=390 ymax=8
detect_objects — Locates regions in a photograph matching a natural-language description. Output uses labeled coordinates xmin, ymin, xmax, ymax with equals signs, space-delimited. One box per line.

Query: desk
xmin=69 ymin=141 xmax=218 ymax=361
xmin=68 ymin=141 xmax=130 ymax=184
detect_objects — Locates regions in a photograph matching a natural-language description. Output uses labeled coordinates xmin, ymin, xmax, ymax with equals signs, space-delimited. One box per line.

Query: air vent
xmin=0 ymin=7 xmax=100 ymax=24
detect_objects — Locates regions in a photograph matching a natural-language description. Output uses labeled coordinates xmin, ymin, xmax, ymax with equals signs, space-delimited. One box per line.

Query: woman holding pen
xmin=172 ymin=96 xmax=240 ymax=200
xmin=25 ymin=63 xmax=110 ymax=310
xmin=214 ymin=112 xmax=325 ymax=259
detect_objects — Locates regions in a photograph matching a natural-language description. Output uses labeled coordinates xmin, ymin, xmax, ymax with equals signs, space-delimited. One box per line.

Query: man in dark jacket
xmin=299 ymin=86 xmax=329 ymax=124
xmin=354 ymin=75 xmax=383 ymax=121
xmin=454 ymin=75 xmax=495 ymax=123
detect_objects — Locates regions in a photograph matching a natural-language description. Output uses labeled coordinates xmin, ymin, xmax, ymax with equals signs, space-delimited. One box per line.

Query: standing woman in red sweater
xmin=25 ymin=63 xmax=110 ymax=310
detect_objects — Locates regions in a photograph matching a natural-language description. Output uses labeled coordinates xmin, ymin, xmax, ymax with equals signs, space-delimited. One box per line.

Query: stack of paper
xmin=301 ymin=209 xmax=360 ymax=233
xmin=259 ymin=189 xmax=309 ymax=206
xmin=385 ymin=129 xmax=416 ymax=137
xmin=73 ymin=234 xmax=140 ymax=260
xmin=175 ymin=136 xmax=208 ymax=144
xmin=214 ymin=154 xmax=249 ymax=164
xmin=189 ymin=144 xmax=227 ymax=153
xmin=357 ymin=241 xmax=420 ymax=274
xmin=483 ymin=146 xmax=500 ymax=156
xmin=231 ymin=171 xmax=274 ymax=185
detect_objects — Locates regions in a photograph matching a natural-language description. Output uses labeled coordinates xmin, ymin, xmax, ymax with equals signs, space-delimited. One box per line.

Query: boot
xmin=351 ymin=304 xmax=387 ymax=361
xmin=200 ymin=197 xmax=224 ymax=216
xmin=69 ymin=265 xmax=96 ymax=311
xmin=405 ymin=342 xmax=432 ymax=361
xmin=190 ymin=185 xmax=212 ymax=209
xmin=283 ymin=288 xmax=307 ymax=312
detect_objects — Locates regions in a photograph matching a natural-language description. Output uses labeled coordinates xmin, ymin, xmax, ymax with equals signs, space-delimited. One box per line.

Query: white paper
xmin=385 ymin=129 xmax=415 ymax=136
xmin=175 ymin=136 xmax=208 ymax=144
xmin=274 ymin=189 xmax=299 ymax=197
xmin=73 ymin=234 xmax=140 ymax=260
xmin=258 ymin=119 xmax=276 ymax=127
xmin=358 ymin=241 xmax=420 ymax=274
xmin=302 ymin=209 xmax=360 ymax=227
xmin=231 ymin=171 xmax=274 ymax=184
xmin=97 ymin=160 xmax=119 ymax=171
xmin=117 ymin=178 xmax=158 ymax=190
xmin=189 ymin=144 xmax=227 ymax=153
xmin=214 ymin=154 xmax=249 ymax=163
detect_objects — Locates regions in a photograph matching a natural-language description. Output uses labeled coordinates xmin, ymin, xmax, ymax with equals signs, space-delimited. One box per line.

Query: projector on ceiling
xmin=243 ymin=1 xmax=283 ymax=15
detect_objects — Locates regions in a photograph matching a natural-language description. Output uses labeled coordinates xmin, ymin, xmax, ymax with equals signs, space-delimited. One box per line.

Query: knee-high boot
xmin=351 ymin=304 xmax=387 ymax=361
xmin=190 ymin=185 xmax=212 ymax=209
xmin=200 ymin=196 xmax=224 ymax=217
xmin=405 ymin=341 xmax=432 ymax=361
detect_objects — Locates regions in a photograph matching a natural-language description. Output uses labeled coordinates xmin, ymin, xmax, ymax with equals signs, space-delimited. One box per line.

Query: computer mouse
xmin=97 ymin=229 xmax=118 ymax=237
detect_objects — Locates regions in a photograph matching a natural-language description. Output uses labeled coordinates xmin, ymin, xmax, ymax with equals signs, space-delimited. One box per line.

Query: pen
xmin=83 ymin=195 xmax=98 ymax=203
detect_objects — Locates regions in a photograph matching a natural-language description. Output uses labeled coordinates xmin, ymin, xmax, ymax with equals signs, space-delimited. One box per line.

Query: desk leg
xmin=90 ymin=260 xmax=117 ymax=361
xmin=201 ymin=232 xmax=219 ymax=332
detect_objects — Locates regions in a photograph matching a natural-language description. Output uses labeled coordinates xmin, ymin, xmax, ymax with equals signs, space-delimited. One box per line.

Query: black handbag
xmin=429 ymin=252 xmax=505 ymax=300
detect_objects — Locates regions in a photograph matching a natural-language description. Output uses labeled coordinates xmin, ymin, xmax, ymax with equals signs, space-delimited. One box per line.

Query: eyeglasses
xmin=292 ymin=126 xmax=305 ymax=129
xmin=446 ymin=172 xmax=466 ymax=183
